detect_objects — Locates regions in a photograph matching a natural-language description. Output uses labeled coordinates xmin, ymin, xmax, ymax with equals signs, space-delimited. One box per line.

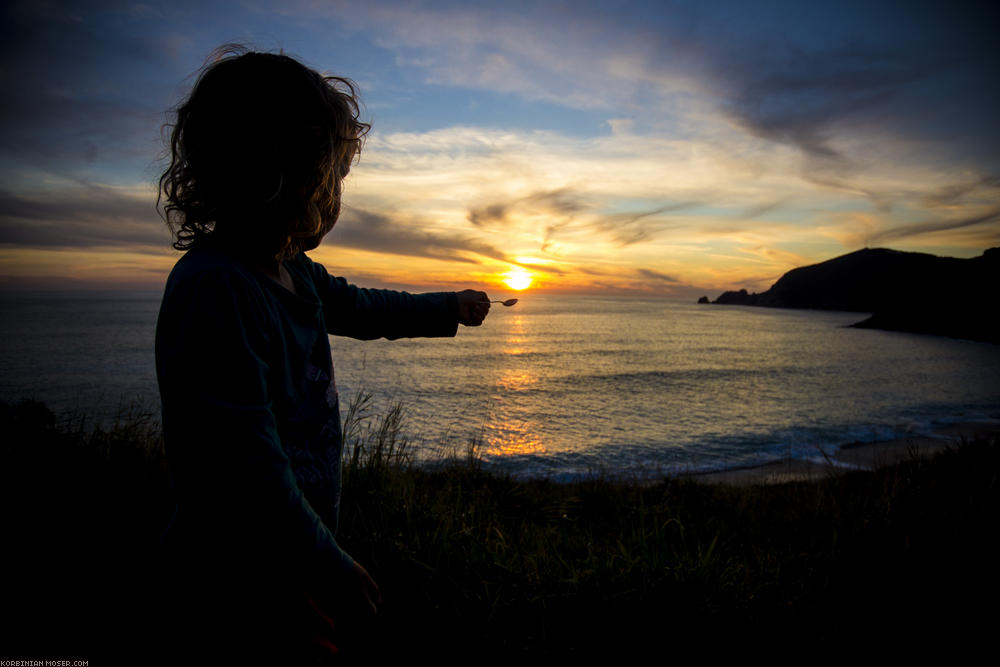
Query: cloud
xmin=0 ymin=184 xmax=167 ymax=249
xmin=720 ymin=45 xmax=929 ymax=161
xmin=336 ymin=1 xmax=1000 ymax=181
xmin=2 ymin=0 xmax=997 ymax=291
xmin=285 ymin=0 xmax=710 ymax=118
xmin=600 ymin=204 xmax=697 ymax=247
xmin=353 ymin=118 xmax=996 ymax=280
xmin=867 ymin=207 xmax=1000 ymax=246
xmin=919 ymin=176 xmax=1000 ymax=208
xmin=467 ymin=203 xmax=510 ymax=228
xmin=467 ymin=188 xmax=586 ymax=228
xmin=634 ymin=268 xmax=680 ymax=284
xmin=740 ymin=200 xmax=784 ymax=220
xmin=548 ymin=263 xmax=699 ymax=296
xmin=0 ymin=2 xmax=183 ymax=180
xmin=736 ymin=245 xmax=812 ymax=270
xmin=327 ymin=206 xmax=515 ymax=265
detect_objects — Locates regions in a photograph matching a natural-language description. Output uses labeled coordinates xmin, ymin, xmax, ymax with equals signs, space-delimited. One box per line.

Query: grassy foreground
xmin=2 ymin=396 xmax=999 ymax=660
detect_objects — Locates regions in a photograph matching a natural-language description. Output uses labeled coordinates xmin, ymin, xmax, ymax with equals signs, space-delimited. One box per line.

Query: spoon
xmin=491 ymin=298 xmax=519 ymax=306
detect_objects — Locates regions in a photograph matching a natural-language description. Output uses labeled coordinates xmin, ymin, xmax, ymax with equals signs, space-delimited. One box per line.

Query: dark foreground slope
xmin=4 ymin=398 xmax=1000 ymax=661
xmin=711 ymin=247 xmax=999 ymax=343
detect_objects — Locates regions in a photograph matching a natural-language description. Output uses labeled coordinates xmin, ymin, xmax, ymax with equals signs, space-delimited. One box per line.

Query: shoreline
xmin=685 ymin=420 xmax=1000 ymax=485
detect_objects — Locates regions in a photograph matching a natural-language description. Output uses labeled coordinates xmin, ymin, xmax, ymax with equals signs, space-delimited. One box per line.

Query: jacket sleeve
xmin=304 ymin=256 xmax=460 ymax=340
xmin=156 ymin=268 xmax=354 ymax=580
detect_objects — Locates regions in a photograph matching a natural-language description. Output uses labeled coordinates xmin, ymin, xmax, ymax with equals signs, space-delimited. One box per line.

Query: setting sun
xmin=503 ymin=270 xmax=534 ymax=291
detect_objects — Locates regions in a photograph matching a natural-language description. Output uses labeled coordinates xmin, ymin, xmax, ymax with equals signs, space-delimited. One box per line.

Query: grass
xmin=2 ymin=395 xmax=998 ymax=660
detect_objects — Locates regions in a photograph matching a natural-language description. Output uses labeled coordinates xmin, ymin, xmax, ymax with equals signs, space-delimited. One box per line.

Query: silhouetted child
xmin=155 ymin=47 xmax=490 ymax=662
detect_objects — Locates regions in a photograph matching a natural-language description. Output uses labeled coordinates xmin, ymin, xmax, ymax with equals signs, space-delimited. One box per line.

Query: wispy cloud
xmin=634 ymin=268 xmax=680 ymax=284
xmin=0 ymin=2 xmax=185 ymax=182
xmin=0 ymin=184 xmax=166 ymax=249
xmin=348 ymin=116 xmax=999 ymax=291
xmin=328 ymin=206 xmax=514 ymax=265
xmin=600 ymin=204 xmax=698 ymax=247
xmin=919 ymin=177 xmax=1000 ymax=209
xmin=468 ymin=188 xmax=586 ymax=228
xmin=1 ymin=0 xmax=997 ymax=290
xmin=867 ymin=207 xmax=1000 ymax=246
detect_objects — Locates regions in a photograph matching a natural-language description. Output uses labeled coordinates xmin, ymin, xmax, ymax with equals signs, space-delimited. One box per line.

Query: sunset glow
xmin=0 ymin=2 xmax=997 ymax=295
xmin=503 ymin=270 xmax=534 ymax=291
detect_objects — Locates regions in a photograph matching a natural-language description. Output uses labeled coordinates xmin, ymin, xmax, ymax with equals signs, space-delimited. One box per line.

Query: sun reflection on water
xmin=483 ymin=417 xmax=547 ymax=458
xmin=495 ymin=368 xmax=538 ymax=392
xmin=501 ymin=316 xmax=531 ymax=355
xmin=484 ymin=362 xmax=545 ymax=456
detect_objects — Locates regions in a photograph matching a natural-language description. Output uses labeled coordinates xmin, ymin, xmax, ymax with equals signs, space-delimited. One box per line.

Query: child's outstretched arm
xmin=301 ymin=256 xmax=491 ymax=339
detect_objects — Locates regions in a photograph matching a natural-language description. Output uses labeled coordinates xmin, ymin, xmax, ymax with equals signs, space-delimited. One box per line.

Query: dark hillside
xmin=712 ymin=247 xmax=999 ymax=343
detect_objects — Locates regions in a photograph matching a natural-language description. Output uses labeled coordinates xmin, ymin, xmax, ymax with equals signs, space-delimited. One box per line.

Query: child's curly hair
xmin=159 ymin=46 xmax=370 ymax=260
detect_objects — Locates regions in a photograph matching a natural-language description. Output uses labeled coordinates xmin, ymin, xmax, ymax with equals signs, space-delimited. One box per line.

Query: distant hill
xmin=708 ymin=247 xmax=1000 ymax=343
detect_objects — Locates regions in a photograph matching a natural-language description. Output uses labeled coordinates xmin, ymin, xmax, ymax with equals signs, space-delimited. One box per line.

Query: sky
xmin=1 ymin=0 xmax=998 ymax=297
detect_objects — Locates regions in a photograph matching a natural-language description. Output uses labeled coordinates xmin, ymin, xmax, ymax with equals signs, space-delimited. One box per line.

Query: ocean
xmin=2 ymin=289 xmax=999 ymax=480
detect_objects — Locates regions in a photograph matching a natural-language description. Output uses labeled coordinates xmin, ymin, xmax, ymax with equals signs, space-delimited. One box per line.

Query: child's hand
xmin=313 ymin=560 xmax=381 ymax=619
xmin=348 ymin=560 xmax=381 ymax=618
xmin=457 ymin=289 xmax=490 ymax=326
xmin=305 ymin=560 xmax=380 ymax=655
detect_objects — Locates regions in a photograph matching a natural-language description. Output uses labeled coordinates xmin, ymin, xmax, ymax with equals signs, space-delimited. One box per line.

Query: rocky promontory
xmin=707 ymin=247 xmax=999 ymax=343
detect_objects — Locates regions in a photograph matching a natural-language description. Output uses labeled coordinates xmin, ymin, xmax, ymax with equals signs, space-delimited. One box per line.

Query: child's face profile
xmin=296 ymin=169 xmax=344 ymax=253
xmin=302 ymin=214 xmax=337 ymax=251
xmin=160 ymin=49 xmax=369 ymax=260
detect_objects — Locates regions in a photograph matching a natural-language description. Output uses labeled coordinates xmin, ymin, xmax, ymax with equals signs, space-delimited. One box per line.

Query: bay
xmin=2 ymin=289 xmax=998 ymax=480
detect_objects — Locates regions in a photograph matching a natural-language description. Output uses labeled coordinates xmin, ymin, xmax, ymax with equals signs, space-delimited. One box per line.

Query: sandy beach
xmin=686 ymin=420 xmax=1000 ymax=485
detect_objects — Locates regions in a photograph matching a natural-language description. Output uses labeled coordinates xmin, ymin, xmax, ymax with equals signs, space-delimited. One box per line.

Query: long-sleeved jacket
xmin=155 ymin=242 xmax=458 ymax=583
